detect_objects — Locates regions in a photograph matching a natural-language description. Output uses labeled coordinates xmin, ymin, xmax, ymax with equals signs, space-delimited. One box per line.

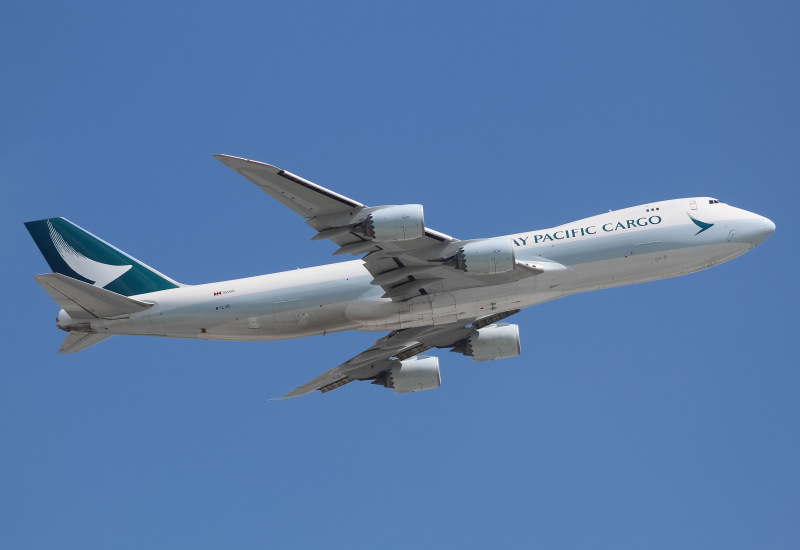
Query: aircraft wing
xmin=214 ymin=155 xmax=367 ymax=219
xmin=214 ymin=154 xmax=454 ymax=252
xmin=281 ymin=309 xmax=519 ymax=398
xmin=215 ymin=155 xmax=539 ymax=301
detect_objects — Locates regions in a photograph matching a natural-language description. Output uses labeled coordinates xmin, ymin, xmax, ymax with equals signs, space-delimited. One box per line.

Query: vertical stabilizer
xmin=25 ymin=218 xmax=181 ymax=296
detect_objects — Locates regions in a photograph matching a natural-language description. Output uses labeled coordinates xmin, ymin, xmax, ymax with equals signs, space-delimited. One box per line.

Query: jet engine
xmin=385 ymin=355 xmax=441 ymax=393
xmin=454 ymin=323 xmax=521 ymax=362
xmin=456 ymin=237 xmax=515 ymax=274
xmin=362 ymin=204 xmax=425 ymax=242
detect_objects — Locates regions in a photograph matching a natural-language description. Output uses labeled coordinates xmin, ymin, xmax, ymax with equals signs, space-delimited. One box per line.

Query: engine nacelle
xmin=456 ymin=237 xmax=515 ymax=274
xmin=387 ymin=355 xmax=441 ymax=393
xmin=460 ymin=323 xmax=521 ymax=362
xmin=364 ymin=204 xmax=425 ymax=242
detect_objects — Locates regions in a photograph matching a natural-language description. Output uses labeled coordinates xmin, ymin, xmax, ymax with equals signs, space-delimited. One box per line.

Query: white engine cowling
xmin=364 ymin=204 xmax=425 ymax=242
xmin=462 ymin=323 xmax=521 ymax=362
xmin=387 ymin=355 xmax=441 ymax=393
xmin=457 ymin=237 xmax=515 ymax=274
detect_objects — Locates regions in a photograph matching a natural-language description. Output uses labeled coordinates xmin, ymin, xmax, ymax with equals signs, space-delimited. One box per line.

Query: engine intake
xmin=363 ymin=204 xmax=425 ymax=242
xmin=456 ymin=237 xmax=515 ymax=274
xmin=455 ymin=323 xmax=521 ymax=362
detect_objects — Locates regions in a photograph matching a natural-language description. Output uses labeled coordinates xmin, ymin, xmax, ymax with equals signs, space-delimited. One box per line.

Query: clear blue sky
xmin=2 ymin=2 xmax=798 ymax=548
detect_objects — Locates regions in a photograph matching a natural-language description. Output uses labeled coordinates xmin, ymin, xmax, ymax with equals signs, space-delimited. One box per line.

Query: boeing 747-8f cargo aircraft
xmin=26 ymin=155 xmax=775 ymax=397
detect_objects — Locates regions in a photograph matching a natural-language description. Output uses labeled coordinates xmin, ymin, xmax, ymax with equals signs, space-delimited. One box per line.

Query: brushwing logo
xmin=48 ymin=221 xmax=132 ymax=288
xmin=688 ymin=214 xmax=714 ymax=235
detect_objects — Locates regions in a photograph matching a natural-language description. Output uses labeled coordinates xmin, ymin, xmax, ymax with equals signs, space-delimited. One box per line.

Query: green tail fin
xmin=25 ymin=217 xmax=180 ymax=296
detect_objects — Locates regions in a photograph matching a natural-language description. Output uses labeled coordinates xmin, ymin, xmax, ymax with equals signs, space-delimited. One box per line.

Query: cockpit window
xmin=709 ymin=199 xmax=720 ymax=204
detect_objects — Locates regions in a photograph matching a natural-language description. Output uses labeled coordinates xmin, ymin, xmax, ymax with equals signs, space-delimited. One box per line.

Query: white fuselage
xmin=60 ymin=198 xmax=773 ymax=341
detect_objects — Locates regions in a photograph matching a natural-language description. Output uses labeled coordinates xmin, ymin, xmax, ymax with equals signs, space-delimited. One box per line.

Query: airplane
xmin=25 ymin=155 xmax=775 ymax=398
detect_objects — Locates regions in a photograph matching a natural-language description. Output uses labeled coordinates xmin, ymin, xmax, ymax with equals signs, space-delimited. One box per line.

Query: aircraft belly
xmin=549 ymin=242 xmax=752 ymax=294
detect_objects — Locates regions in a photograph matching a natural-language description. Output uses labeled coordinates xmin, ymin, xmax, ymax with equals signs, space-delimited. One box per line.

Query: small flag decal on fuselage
xmin=213 ymin=289 xmax=234 ymax=296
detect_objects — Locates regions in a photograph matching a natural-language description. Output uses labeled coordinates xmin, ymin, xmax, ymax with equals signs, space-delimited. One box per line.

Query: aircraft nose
xmin=763 ymin=217 xmax=775 ymax=239
xmin=733 ymin=213 xmax=775 ymax=246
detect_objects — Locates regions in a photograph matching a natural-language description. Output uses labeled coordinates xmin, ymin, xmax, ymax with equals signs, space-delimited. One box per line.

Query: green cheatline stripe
xmin=688 ymin=214 xmax=714 ymax=235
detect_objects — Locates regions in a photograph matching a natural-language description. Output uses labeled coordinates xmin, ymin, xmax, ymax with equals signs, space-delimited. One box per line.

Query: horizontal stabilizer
xmin=59 ymin=332 xmax=112 ymax=354
xmin=34 ymin=273 xmax=154 ymax=319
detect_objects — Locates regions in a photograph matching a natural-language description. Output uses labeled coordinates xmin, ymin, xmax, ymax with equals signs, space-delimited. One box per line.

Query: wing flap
xmin=282 ymin=367 xmax=354 ymax=398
